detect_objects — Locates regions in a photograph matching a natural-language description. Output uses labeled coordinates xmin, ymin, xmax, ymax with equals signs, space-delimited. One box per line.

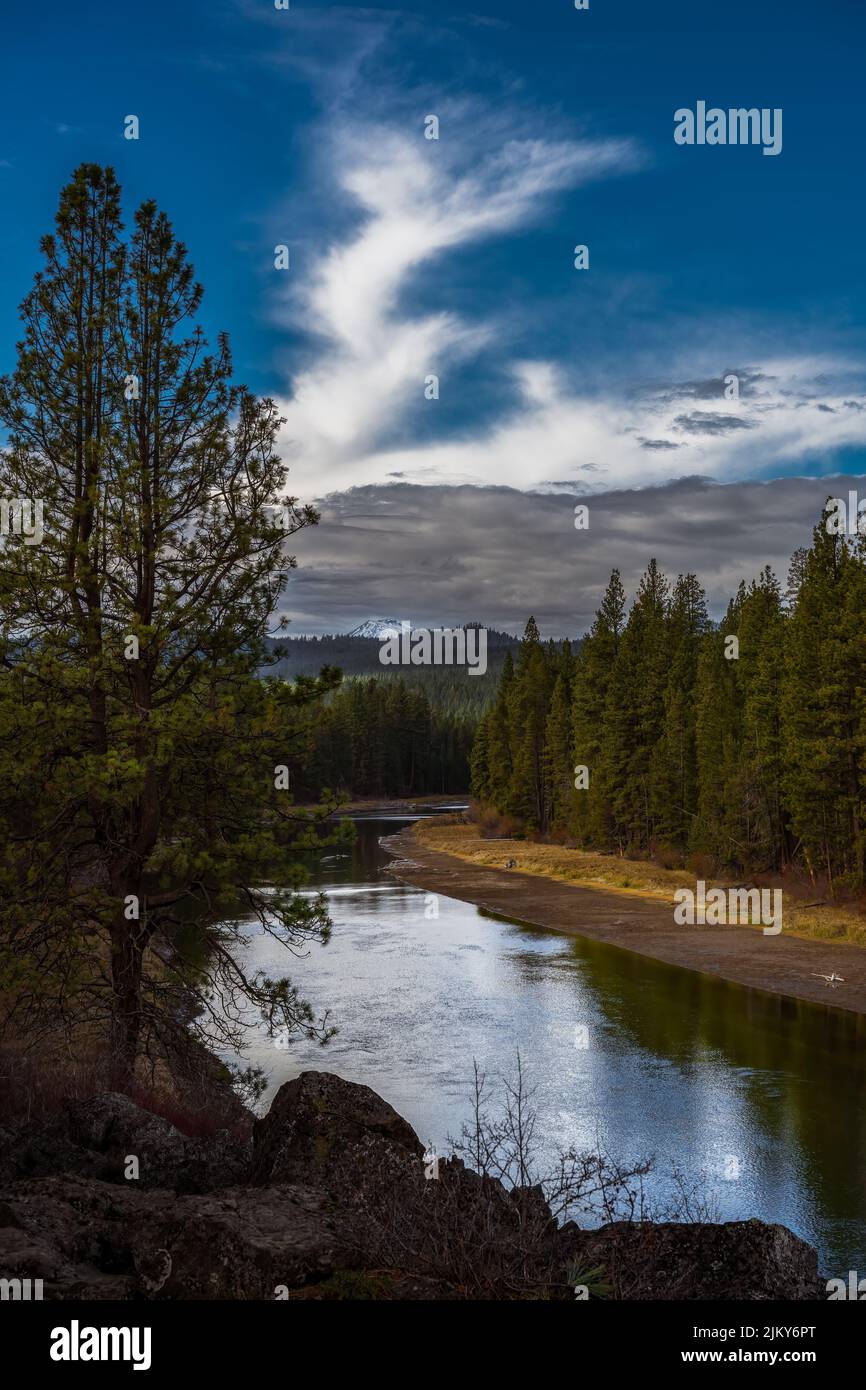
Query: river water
xmin=223 ymin=813 xmax=866 ymax=1278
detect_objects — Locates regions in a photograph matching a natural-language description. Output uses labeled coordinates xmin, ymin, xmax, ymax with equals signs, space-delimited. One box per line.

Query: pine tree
xmin=573 ymin=570 xmax=626 ymax=845
xmin=649 ymin=573 xmax=708 ymax=849
xmin=485 ymin=650 xmax=515 ymax=806
xmin=782 ymin=513 xmax=866 ymax=885
xmin=737 ymin=569 xmax=789 ymax=869
xmin=692 ymin=605 xmax=743 ymax=865
xmin=544 ymin=673 xmax=574 ymax=832
xmin=604 ymin=560 xmax=671 ymax=852
xmin=0 ymin=166 xmax=339 ymax=1077
xmin=470 ymin=709 xmax=493 ymax=801
xmin=507 ymin=618 xmax=551 ymax=829
xmin=465 ymin=514 xmax=866 ymax=887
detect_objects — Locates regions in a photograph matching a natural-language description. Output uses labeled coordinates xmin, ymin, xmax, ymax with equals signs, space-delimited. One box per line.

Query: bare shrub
xmin=471 ymin=802 xmax=521 ymax=840
xmin=338 ymin=1056 xmax=653 ymax=1298
xmin=651 ymin=841 xmax=684 ymax=871
xmin=686 ymin=850 xmax=717 ymax=879
xmin=450 ymin=1057 xmax=653 ymax=1226
xmin=0 ymin=1033 xmax=254 ymax=1139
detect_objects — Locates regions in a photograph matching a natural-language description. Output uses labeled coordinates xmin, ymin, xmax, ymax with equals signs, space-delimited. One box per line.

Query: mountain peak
xmin=347 ymin=618 xmax=407 ymax=640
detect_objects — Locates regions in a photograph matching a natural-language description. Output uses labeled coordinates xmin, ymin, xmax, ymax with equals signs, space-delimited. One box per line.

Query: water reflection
xmin=219 ymin=815 xmax=866 ymax=1274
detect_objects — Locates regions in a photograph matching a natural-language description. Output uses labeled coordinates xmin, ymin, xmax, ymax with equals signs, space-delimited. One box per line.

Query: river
xmin=221 ymin=812 xmax=866 ymax=1278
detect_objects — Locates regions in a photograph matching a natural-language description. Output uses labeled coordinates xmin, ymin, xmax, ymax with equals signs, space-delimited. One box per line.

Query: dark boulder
xmin=252 ymin=1070 xmax=423 ymax=1187
xmin=560 ymin=1218 xmax=818 ymax=1300
xmin=130 ymin=1184 xmax=349 ymax=1299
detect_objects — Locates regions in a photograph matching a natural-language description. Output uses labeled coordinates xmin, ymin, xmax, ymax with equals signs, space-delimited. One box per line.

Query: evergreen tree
xmin=782 ymin=512 xmax=866 ymax=885
xmin=0 ymin=166 xmax=339 ymax=1077
xmin=469 ymin=511 xmax=866 ymax=889
xmin=737 ymin=569 xmax=789 ymax=869
xmin=544 ymin=672 xmax=574 ymax=832
xmin=507 ymin=618 xmax=551 ymax=829
xmin=649 ymin=573 xmax=708 ymax=848
xmin=691 ymin=603 xmax=743 ymax=865
xmin=470 ymin=709 xmax=493 ymax=802
xmin=485 ymin=650 xmax=515 ymax=807
xmin=573 ymin=570 xmax=626 ymax=845
xmin=604 ymin=560 xmax=671 ymax=852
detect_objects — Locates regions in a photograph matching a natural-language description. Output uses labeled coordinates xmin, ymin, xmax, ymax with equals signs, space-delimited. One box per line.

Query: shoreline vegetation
xmin=413 ymin=817 xmax=866 ymax=944
xmin=385 ymin=818 xmax=866 ymax=1017
xmin=471 ymin=542 xmax=866 ymax=905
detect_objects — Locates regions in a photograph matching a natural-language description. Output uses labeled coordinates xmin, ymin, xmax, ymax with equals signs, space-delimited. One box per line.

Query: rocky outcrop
xmin=559 ymin=1218 xmax=819 ymax=1301
xmin=0 ymin=1091 xmax=247 ymax=1192
xmin=252 ymin=1070 xmax=423 ymax=1186
xmin=0 ymin=1072 xmax=820 ymax=1300
xmin=0 ymin=1174 xmax=347 ymax=1300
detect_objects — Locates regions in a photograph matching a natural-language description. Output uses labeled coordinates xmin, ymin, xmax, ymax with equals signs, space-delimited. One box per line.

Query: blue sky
xmin=2 ymin=0 xmax=866 ymax=630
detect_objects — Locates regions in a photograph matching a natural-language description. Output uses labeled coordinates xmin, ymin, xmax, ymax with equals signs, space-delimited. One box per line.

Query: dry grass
xmin=0 ymin=1033 xmax=252 ymax=1136
xmin=414 ymin=821 xmax=866 ymax=946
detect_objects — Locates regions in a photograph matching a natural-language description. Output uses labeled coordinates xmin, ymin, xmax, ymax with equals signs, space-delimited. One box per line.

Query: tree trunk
xmin=109 ymin=919 xmax=144 ymax=1082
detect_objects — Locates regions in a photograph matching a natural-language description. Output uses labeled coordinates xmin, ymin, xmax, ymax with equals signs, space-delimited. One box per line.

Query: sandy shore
xmin=382 ymin=824 xmax=866 ymax=1017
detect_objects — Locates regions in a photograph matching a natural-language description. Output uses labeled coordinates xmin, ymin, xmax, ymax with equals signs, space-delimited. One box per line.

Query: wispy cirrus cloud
xmin=272 ymin=111 xmax=866 ymax=503
xmin=230 ymin=14 xmax=866 ymax=633
xmin=274 ymin=112 xmax=641 ymax=489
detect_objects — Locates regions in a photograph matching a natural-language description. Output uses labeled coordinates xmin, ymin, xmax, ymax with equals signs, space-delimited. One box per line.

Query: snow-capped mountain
xmin=347 ymin=618 xmax=408 ymax=640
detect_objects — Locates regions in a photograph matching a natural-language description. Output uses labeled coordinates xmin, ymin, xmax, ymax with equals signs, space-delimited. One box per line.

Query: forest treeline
xmin=265 ymin=628 xmax=519 ymax=686
xmin=293 ymin=677 xmax=474 ymax=798
xmin=470 ymin=509 xmax=866 ymax=885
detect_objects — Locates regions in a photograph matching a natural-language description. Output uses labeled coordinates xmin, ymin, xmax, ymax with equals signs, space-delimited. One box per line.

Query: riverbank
xmin=328 ymin=794 xmax=468 ymax=818
xmin=384 ymin=821 xmax=866 ymax=1017
xmin=0 ymin=1069 xmax=820 ymax=1300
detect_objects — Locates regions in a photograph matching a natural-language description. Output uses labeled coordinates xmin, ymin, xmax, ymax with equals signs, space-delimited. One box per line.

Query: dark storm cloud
xmin=673 ymin=412 xmax=757 ymax=435
xmin=281 ymin=475 xmax=859 ymax=637
xmin=632 ymin=368 xmax=772 ymax=406
xmin=639 ymin=438 xmax=683 ymax=451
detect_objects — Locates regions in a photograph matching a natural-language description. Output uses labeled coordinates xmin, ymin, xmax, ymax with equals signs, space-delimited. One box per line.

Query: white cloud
xmin=275 ymin=117 xmax=640 ymax=488
xmin=273 ymin=118 xmax=866 ymax=501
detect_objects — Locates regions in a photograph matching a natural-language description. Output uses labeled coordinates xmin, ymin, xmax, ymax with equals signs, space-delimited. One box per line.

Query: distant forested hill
xmin=266 ymin=627 xmax=576 ymax=797
xmin=262 ymin=627 xmax=530 ymax=716
xmin=263 ymin=627 xmax=520 ymax=677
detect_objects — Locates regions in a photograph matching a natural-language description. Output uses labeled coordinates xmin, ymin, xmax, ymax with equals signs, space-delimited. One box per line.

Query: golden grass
xmin=414 ymin=821 xmax=866 ymax=946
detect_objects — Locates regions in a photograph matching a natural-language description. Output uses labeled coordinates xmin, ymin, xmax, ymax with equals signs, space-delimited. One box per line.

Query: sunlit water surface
xmin=219 ymin=814 xmax=866 ymax=1276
